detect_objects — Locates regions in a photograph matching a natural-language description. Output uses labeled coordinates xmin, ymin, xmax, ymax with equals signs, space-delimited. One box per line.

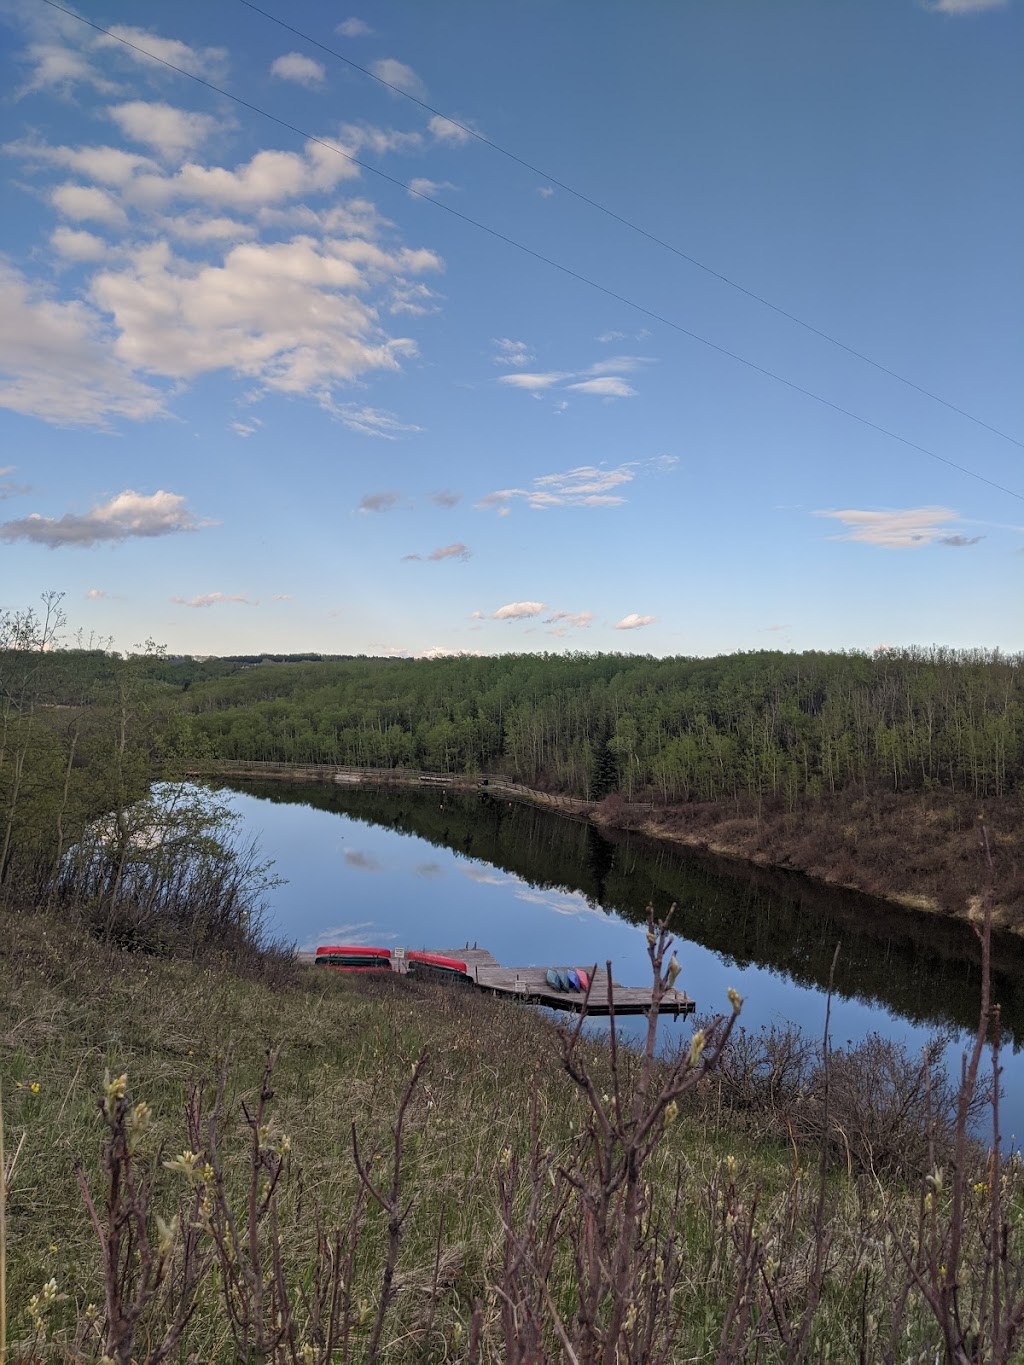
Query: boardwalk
xmin=303 ymin=946 xmax=694 ymax=1018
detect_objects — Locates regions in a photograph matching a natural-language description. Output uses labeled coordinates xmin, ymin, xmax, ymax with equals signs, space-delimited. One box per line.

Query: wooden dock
xmin=303 ymin=946 xmax=694 ymax=1017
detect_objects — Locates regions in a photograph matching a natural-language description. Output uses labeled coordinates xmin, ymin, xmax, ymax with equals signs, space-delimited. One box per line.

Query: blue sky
xmin=1 ymin=0 xmax=1021 ymax=658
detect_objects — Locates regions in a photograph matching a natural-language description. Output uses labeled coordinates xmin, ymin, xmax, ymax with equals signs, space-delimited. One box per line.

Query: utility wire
xmin=38 ymin=0 xmax=1024 ymax=504
xmin=239 ymin=0 xmax=1024 ymax=454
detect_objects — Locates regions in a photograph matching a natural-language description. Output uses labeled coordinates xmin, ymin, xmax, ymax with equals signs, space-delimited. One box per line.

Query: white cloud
xmin=927 ymin=0 xmax=1007 ymax=11
xmin=89 ymin=236 xmax=440 ymax=401
xmin=6 ymin=139 xmax=156 ymax=186
xmin=335 ymin=405 xmax=424 ymax=438
xmin=271 ymin=593 xmax=293 ymax=600
xmin=498 ymin=371 xmax=568 ymax=391
xmin=566 ymin=376 xmax=637 ymax=398
xmin=370 ymin=58 xmax=426 ymax=97
xmin=408 ymin=177 xmax=455 ymax=199
xmin=108 ymin=101 xmax=219 ymax=160
xmin=615 ymin=614 xmax=656 ymax=630
xmin=493 ymin=601 xmax=545 ymax=621
xmin=0 ymin=261 xmax=165 ymax=427
xmin=85 ymin=587 xmax=106 ymax=599
xmin=0 ymin=489 xmax=205 ymax=548
xmin=431 ymin=490 xmax=461 ymax=508
xmin=428 ymin=115 xmax=474 ymax=145
xmin=229 ymin=419 xmax=261 ymax=437
xmin=493 ymin=337 xmax=533 ymax=367
xmin=130 ymin=141 xmax=361 ymax=210
xmin=815 ymin=506 xmax=964 ymax=548
xmin=536 ymin=186 xmax=555 ymax=198
xmin=94 ymin=26 xmax=228 ymax=79
xmin=271 ymin=52 xmax=326 ymax=86
xmin=51 ymin=183 xmax=127 ymax=226
xmin=337 ymin=18 xmax=374 ymax=37
xmin=545 ymin=610 xmax=592 ymax=628
xmin=163 ymin=215 xmax=256 ymax=243
xmin=171 ymin=591 xmax=256 ymax=608
xmin=50 ymin=227 xmax=108 ymax=261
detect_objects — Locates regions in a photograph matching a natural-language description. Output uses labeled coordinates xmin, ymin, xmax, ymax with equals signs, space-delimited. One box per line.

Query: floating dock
xmin=302 ymin=945 xmax=694 ymax=1017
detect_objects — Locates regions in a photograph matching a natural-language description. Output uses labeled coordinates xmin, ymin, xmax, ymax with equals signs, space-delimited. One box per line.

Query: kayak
xmin=315 ymin=945 xmax=392 ymax=972
xmin=576 ymin=969 xmax=590 ymax=992
xmin=406 ymin=951 xmax=470 ymax=983
xmin=545 ymin=968 xmax=562 ymax=991
xmin=566 ymin=969 xmax=581 ymax=991
xmin=556 ymin=970 xmax=572 ymax=992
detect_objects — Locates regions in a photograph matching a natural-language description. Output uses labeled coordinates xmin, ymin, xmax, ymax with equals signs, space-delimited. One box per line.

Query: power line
xmin=239 ymin=0 xmax=1024 ymax=455
xmin=36 ymin=0 xmax=1024 ymax=504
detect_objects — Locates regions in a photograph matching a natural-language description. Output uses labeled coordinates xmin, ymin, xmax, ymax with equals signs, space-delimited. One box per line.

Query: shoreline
xmin=196 ymin=761 xmax=1022 ymax=936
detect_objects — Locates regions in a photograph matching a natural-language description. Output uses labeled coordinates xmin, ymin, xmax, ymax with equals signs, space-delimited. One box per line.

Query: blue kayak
xmin=556 ymin=970 xmax=572 ymax=992
xmin=545 ymin=968 xmax=562 ymax=991
xmin=566 ymin=969 xmax=581 ymax=991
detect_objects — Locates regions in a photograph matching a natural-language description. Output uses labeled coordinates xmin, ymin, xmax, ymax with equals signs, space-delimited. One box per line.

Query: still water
xmin=221 ymin=779 xmax=1024 ymax=1139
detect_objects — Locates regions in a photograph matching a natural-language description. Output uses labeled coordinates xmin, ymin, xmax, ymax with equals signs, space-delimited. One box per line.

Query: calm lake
xmin=219 ymin=778 xmax=1024 ymax=1139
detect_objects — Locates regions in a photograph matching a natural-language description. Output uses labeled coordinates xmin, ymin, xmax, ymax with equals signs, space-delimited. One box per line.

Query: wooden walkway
xmin=303 ymin=946 xmax=694 ymax=1018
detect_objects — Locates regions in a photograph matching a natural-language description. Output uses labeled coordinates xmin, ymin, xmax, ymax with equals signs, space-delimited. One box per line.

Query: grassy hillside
xmin=3 ymin=904 xmax=1021 ymax=1362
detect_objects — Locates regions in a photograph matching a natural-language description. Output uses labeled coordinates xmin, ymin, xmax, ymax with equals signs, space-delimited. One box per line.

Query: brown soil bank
xmin=596 ymin=788 xmax=1024 ymax=931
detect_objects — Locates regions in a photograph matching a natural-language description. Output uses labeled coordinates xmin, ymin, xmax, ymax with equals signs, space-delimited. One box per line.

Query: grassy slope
xmin=0 ymin=908 xmax=1010 ymax=1362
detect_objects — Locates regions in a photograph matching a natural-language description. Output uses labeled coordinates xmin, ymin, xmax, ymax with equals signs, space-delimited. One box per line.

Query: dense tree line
xmin=179 ymin=648 xmax=1023 ymax=803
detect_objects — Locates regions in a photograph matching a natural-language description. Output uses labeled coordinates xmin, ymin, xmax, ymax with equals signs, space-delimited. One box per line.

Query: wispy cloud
xmin=938 ymin=534 xmax=984 ymax=547
xmin=94 ymin=26 xmax=228 ymax=79
xmin=408 ymin=177 xmax=455 ymax=199
xmin=566 ymin=376 xmax=636 ymax=398
xmin=1 ymin=489 xmax=206 ymax=548
xmin=414 ymin=862 xmax=444 ymax=878
xmin=430 ymin=489 xmax=461 ymax=508
xmin=615 ymin=613 xmax=656 ymax=630
xmin=336 ymin=406 xmax=424 ymax=439
xmin=493 ymin=601 xmax=546 ymax=621
xmin=229 ymin=418 xmax=262 ymax=437
xmin=337 ymin=18 xmax=374 ymax=38
xmin=403 ymin=542 xmax=471 ymax=562
xmin=171 ymin=592 xmax=257 ymax=608
xmin=926 ymin=0 xmax=1008 ymax=13
xmin=85 ymin=587 xmax=106 ymax=599
xmin=544 ymin=610 xmax=593 ymax=628
xmin=814 ymin=506 xmax=976 ymax=548
xmin=358 ymin=491 xmax=402 ymax=513
xmin=499 ymin=354 xmax=651 ymax=402
xmin=492 ymin=338 xmax=534 ymax=367
xmin=370 ymin=58 xmax=426 ymax=97
xmin=478 ymin=456 xmax=676 ymax=514
xmin=536 ymin=186 xmax=555 ymax=198
xmin=271 ymin=593 xmax=293 ymax=601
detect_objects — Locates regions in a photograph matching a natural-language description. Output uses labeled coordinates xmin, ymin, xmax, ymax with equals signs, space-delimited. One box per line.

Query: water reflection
xmin=220 ymin=779 xmax=1024 ymax=1134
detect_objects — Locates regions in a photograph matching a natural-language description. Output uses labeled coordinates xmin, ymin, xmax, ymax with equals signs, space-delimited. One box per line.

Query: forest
xmin=171 ymin=647 xmax=1023 ymax=804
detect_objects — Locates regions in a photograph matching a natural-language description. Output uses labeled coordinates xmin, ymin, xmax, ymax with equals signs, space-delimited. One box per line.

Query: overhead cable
xmin=37 ymin=0 xmax=1024 ymax=503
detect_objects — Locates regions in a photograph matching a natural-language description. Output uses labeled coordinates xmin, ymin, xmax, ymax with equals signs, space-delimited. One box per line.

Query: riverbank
xmin=199 ymin=761 xmax=1023 ymax=934
xmin=0 ymin=902 xmax=1013 ymax=1361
